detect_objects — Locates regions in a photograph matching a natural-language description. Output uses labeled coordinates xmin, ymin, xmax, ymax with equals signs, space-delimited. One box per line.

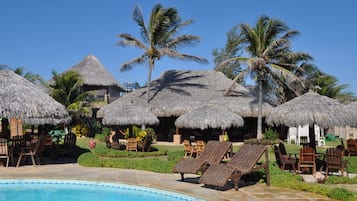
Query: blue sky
xmin=1 ymin=0 xmax=357 ymax=95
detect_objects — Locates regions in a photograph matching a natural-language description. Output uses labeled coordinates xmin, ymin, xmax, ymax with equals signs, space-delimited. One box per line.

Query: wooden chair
xmin=10 ymin=135 xmax=26 ymax=157
xmin=192 ymin=140 xmax=205 ymax=158
xmin=126 ymin=138 xmax=137 ymax=152
xmin=0 ymin=138 xmax=13 ymax=167
xmin=199 ymin=144 xmax=270 ymax=190
xmin=346 ymin=139 xmax=357 ymax=157
xmin=16 ymin=137 xmax=45 ymax=167
xmin=183 ymin=139 xmax=194 ymax=158
xmin=173 ymin=141 xmax=232 ymax=181
xmin=57 ymin=133 xmax=77 ymax=157
xmin=273 ymin=144 xmax=297 ymax=172
xmin=298 ymin=146 xmax=316 ymax=176
xmin=324 ymin=147 xmax=348 ymax=178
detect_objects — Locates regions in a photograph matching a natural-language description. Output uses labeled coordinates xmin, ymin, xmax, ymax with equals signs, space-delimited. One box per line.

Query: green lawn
xmin=75 ymin=137 xmax=357 ymax=201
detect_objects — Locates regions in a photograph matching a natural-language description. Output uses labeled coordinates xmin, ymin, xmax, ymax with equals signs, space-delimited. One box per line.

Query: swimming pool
xmin=0 ymin=179 xmax=205 ymax=201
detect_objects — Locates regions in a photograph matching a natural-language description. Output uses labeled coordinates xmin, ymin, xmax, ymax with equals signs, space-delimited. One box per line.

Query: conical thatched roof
xmin=68 ymin=54 xmax=122 ymax=87
xmin=175 ymin=106 xmax=244 ymax=130
xmin=0 ymin=70 xmax=70 ymax=125
xmin=102 ymin=105 xmax=159 ymax=126
xmin=98 ymin=70 xmax=273 ymax=118
xmin=266 ymin=91 xmax=356 ymax=128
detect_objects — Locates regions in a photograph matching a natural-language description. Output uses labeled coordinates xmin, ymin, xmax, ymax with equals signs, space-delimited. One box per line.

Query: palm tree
xmin=49 ymin=70 xmax=92 ymax=117
xmin=219 ymin=16 xmax=312 ymax=139
xmin=213 ymin=25 xmax=244 ymax=80
xmin=117 ymin=4 xmax=208 ymax=103
xmin=305 ymin=70 xmax=356 ymax=103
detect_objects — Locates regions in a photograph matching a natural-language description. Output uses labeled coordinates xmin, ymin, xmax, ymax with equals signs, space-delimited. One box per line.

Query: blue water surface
xmin=0 ymin=179 xmax=205 ymax=201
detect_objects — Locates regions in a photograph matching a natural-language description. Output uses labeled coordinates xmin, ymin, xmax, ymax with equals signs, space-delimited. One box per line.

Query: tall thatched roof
xmin=0 ymin=70 xmax=70 ymax=125
xmin=175 ymin=106 xmax=244 ymax=130
xmin=266 ymin=91 xmax=356 ymax=128
xmin=68 ymin=54 xmax=123 ymax=87
xmin=98 ymin=70 xmax=273 ymax=118
xmin=102 ymin=105 xmax=159 ymax=126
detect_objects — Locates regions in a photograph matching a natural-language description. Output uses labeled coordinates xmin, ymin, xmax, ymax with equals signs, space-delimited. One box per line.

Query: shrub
xmin=72 ymin=124 xmax=89 ymax=137
xmin=263 ymin=128 xmax=278 ymax=141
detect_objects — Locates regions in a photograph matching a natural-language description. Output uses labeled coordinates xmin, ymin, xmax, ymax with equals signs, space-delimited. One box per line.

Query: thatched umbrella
xmin=97 ymin=70 xmax=273 ymax=118
xmin=0 ymin=70 xmax=70 ymax=125
xmin=101 ymin=105 xmax=159 ymax=126
xmin=175 ymin=106 xmax=244 ymax=130
xmin=347 ymin=102 xmax=357 ymax=126
xmin=266 ymin=91 xmax=356 ymax=149
xmin=266 ymin=92 xmax=356 ymax=128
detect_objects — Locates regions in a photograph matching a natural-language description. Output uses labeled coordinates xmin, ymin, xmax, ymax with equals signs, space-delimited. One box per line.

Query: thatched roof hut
xmin=175 ymin=106 xmax=244 ymax=130
xmin=69 ymin=54 xmax=122 ymax=87
xmin=98 ymin=70 xmax=273 ymax=118
xmin=266 ymin=91 xmax=356 ymax=129
xmin=102 ymin=105 xmax=159 ymax=126
xmin=0 ymin=70 xmax=70 ymax=125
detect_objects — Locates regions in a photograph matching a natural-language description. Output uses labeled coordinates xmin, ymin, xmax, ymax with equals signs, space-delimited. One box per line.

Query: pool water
xmin=0 ymin=179 xmax=205 ymax=201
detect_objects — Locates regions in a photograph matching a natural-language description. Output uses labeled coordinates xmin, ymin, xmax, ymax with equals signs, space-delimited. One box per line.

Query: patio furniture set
xmin=0 ymin=133 xmax=77 ymax=168
xmin=274 ymin=142 xmax=350 ymax=179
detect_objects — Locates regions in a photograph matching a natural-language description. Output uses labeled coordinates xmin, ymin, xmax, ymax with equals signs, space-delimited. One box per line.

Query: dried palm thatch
xmin=68 ymin=54 xmax=123 ymax=87
xmin=347 ymin=101 xmax=357 ymax=126
xmin=102 ymin=105 xmax=159 ymax=126
xmin=175 ymin=106 xmax=244 ymax=130
xmin=98 ymin=70 xmax=273 ymax=118
xmin=0 ymin=70 xmax=70 ymax=125
xmin=266 ymin=92 xmax=356 ymax=128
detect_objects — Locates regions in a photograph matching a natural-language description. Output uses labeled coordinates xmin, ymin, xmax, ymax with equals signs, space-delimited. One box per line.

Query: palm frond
xmin=117 ymin=33 xmax=147 ymax=49
xmin=161 ymin=49 xmax=208 ymax=64
xmin=165 ymin=35 xmax=200 ymax=49
xmin=132 ymin=4 xmax=149 ymax=43
xmin=224 ymin=67 xmax=250 ymax=96
xmin=120 ymin=55 xmax=147 ymax=72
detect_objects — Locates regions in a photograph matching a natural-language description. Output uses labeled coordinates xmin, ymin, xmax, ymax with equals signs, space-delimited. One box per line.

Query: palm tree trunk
xmin=146 ymin=58 xmax=154 ymax=103
xmin=257 ymin=77 xmax=263 ymax=139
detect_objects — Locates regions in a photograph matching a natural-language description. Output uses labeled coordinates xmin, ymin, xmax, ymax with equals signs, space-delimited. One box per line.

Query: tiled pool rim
xmin=0 ymin=179 xmax=206 ymax=201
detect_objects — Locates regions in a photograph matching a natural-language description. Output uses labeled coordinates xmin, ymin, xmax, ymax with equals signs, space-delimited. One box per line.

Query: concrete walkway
xmin=0 ymin=163 xmax=336 ymax=201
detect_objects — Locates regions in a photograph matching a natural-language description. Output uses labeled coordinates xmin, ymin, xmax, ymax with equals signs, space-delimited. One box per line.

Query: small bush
xmin=263 ymin=128 xmax=279 ymax=141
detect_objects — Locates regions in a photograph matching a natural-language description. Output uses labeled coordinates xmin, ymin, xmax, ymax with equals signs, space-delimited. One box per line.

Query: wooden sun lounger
xmin=172 ymin=141 xmax=233 ymax=181
xmin=199 ymin=144 xmax=270 ymax=190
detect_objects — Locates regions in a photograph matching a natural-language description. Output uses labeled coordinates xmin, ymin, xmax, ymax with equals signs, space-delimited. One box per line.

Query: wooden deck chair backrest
xmin=299 ymin=146 xmax=315 ymax=162
xmin=229 ymin=144 xmax=267 ymax=174
xmin=325 ymin=148 xmax=343 ymax=166
xmin=278 ymin=143 xmax=287 ymax=155
xmin=197 ymin=141 xmax=220 ymax=161
xmin=206 ymin=141 xmax=232 ymax=164
xmin=126 ymin=138 xmax=138 ymax=151
xmin=64 ymin=133 xmax=77 ymax=146
xmin=347 ymin=139 xmax=357 ymax=152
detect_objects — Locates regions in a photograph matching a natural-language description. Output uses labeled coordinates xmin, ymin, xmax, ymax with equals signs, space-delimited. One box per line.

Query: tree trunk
xmin=257 ymin=78 xmax=263 ymax=139
xmin=146 ymin=58 xmax=154 ymax=103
